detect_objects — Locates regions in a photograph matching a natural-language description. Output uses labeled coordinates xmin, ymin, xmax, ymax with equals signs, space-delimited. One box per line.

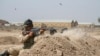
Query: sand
xmin=0 ymin=28 xmax=100 ymax=56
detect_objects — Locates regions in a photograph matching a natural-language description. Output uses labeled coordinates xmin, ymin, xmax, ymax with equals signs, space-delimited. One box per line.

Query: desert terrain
xmin=0 ymin=24 xmax=100 ymax=56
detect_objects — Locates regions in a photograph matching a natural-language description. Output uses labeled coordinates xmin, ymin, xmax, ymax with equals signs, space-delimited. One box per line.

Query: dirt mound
xmin=0 ymin=36 xmax=20 ymax=45
xmin=0 ymin=28 xmax=100 ymax=56
xmin=18 ymin=28 xmax=100 ymax=56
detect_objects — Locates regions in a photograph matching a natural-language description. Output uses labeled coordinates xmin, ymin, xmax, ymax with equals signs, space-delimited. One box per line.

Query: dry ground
xmin=0 ymin=27 xmax=100 ymax=56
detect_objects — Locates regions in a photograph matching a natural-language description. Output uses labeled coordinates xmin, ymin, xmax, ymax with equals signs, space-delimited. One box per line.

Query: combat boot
xmin=0 ymin=50 xmax=10 ymax=56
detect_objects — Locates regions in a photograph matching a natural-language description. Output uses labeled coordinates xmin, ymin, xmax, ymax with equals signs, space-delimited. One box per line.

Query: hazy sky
xmin=0 ymin=0 xmax=100 ymax=24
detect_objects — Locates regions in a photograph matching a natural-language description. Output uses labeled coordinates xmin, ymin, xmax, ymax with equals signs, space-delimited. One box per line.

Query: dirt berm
xmin=18 ymin=28 xmax=100 ymax=56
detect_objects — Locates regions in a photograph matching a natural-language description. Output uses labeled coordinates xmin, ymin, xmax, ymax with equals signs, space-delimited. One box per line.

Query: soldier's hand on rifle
xmin=22 ymin=31 xmax=30 ymax=36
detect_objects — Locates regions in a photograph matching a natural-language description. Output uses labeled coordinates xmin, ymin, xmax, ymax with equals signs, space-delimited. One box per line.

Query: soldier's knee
xmin=8 ymin=47 xmax=20 ymax=56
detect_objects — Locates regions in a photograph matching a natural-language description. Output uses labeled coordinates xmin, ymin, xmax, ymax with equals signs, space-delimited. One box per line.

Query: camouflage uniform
xmin=0 ymin=19 xmax=38 ymax=56
xmin=23 ymin=28 xmax=40 ymax=49
xmin=7 ymin=28 xmax=40 ymax=56
xmin=0 ymin=19 xmax=46 ymax=56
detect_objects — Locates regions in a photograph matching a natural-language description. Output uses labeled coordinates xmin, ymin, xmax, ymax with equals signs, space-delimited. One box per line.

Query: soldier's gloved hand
xmin=22 ymin=31 xmax=30 ymax=36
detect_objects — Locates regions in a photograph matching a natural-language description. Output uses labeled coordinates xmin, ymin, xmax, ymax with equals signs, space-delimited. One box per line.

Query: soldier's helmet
xmin=24 ymin=19 xmax=33 ymax=27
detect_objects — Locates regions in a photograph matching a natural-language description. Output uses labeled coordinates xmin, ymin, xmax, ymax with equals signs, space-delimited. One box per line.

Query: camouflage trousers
xmin=8 ymin=45 xmax=23 ymax=56
xmin=8 ymin=35 xmax=34 ymax=56
xmin=8 ymin=43 xmax=34 ymax=56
